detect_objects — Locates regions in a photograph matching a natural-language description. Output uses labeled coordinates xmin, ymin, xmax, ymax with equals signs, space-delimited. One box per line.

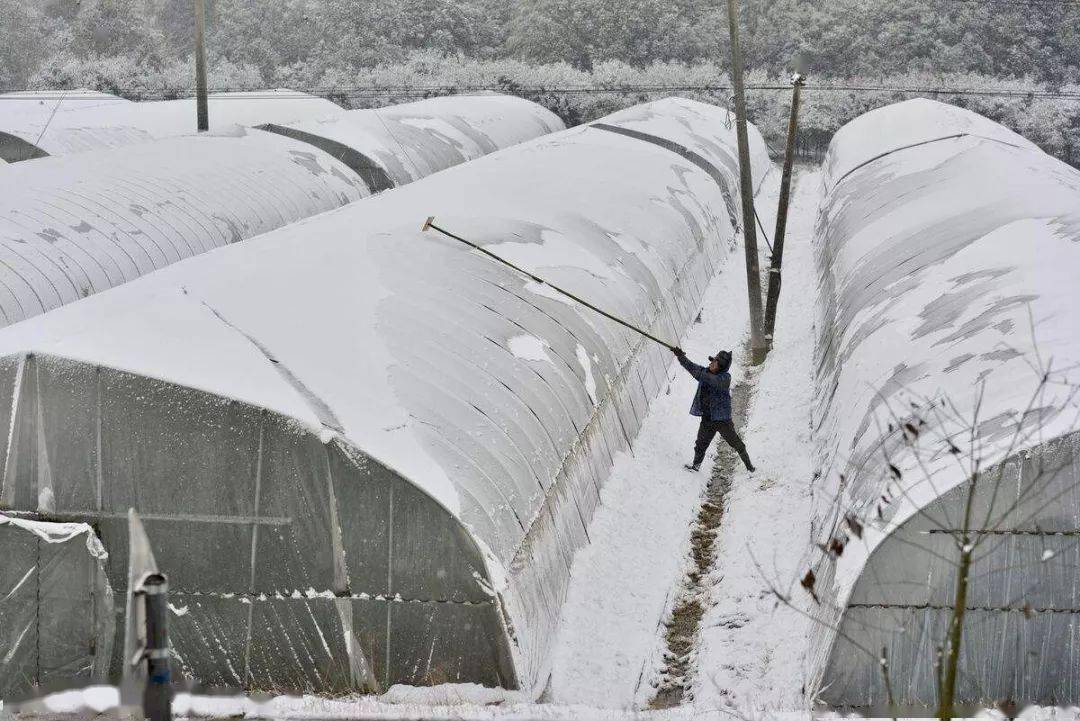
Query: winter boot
xmin=683 ymin=462 xmax=700 ymax=472
xmin=737 ymin=449 xmax=755 ymax=472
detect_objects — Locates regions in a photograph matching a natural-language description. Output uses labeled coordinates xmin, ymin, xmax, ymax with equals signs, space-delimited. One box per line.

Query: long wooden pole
xmin=422 ymin=217 xmax=677 ymax=351
xmin=763 ymin=74 xmax=804 ymax=345
xmin=194 ymin=0 xmax=209 ymax=132
xmin=725 ymin=0 xmax=767 ymax=363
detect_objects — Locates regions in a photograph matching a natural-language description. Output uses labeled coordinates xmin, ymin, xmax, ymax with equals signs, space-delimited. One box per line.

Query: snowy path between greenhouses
xmin=545 ymin=169 xmax=782 ymax=708
xmin=691 ymin=170 xmax=823 ymax=713
xmin=8 ymin=683 xmax=1064 ymax=720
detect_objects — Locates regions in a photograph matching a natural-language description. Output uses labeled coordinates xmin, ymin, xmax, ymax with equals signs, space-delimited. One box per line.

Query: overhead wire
xmin=5 ymin=84 xmax=1080 ymax=101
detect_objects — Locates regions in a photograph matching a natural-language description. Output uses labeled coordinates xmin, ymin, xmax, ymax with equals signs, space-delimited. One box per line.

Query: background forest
xmin=3 ymin=0 xmax=1080 ymax=162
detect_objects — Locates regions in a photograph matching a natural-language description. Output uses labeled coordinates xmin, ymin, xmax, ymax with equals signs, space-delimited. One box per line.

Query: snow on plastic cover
xmin=809 ymin=99 xmax=1080 ymax=706
xmin=821 ymin=97 xmax=1039 ymax=191
xmin=0 ymin=128 xmax=368 ymax=327
xmin=0 ymin=97 xmax=770 ymax=693
xmin=0 ymin=91 xmax=132 ymax=130
xmin=262 ymin=95 xmax=565 ymax=187
xmin=0 ymin=514 xmax=114 ymax=699
xmin=0 ymin=95 xmax=562 ymax=328
xmin=0 ymin=90 xmax=340 ymax=160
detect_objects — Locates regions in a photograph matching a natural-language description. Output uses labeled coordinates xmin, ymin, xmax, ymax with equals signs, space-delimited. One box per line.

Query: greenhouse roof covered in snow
xmin=0 ymin=97 xmax=770 ymax=696
xmin=0 ymin=89 xmax=341 ymax=162
xmin=821 ymin=97 xmax=1040 ymax=189
xmin=0 ymin=94 xmax=562 ymax=328
xmin=261 ymin=94 xmax=564 ymax=188
xmin=809 ymin=99 xmax=1080 ymax=710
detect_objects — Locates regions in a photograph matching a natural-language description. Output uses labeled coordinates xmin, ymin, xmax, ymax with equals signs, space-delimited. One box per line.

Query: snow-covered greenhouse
xmin=0 ymin=89 xmax=340 ymax=161
xmin=0 ymin=95 xmax=562 ymax=327
xmin=0 ymin=97 xmax=770 ymax=697
xmin=261 ymin=95 xmax=565 ymax=189
xmin=810 ymin=99 xmax=1080 ymax=709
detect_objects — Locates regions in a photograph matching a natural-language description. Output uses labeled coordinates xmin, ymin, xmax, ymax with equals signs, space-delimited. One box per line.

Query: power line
xmin=946 ymin=0 xmax=1080 ymax=5
xmin=3 ymin=85 xmax=1080 ymax=100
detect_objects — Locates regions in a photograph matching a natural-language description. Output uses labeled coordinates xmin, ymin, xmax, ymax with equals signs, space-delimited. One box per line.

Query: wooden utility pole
xmin=725 ymin=0 xmax=767 ymax=364
xmin=763 ymin=73 xmax=805 ymax=345
xmin=194 ymin=0 xmax=209 ymax=132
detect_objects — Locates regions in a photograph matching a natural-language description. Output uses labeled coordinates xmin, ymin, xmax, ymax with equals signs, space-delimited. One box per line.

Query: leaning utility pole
xmin=763 ymin=72 xmax=805 ymax=346
xmin=194 ymin=0 xmax=209 ymax=132
xmin=725 ymin=0 xmax=767 ymax=363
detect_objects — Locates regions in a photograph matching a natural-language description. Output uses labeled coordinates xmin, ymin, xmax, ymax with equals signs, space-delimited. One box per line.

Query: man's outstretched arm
xmin=672 ymin=347 xmax=730 ymax=390
xmin=672 ymin=347 xmax=707 ymax=380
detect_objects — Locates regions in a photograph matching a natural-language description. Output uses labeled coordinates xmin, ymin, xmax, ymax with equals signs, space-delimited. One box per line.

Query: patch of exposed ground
xmin=649 ymin=376 xmax=755 ymax=708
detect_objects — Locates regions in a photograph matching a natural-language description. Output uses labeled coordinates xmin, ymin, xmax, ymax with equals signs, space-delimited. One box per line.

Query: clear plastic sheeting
xmin=0 ymin=514 xmax=114 ymax=700
xmin=809 ymin=99 xmax=1080 ymax=708
xmin=0 ymin=97 xmax=770 ymax=695
xmin=0 ymin=90 xmax=340 ymax=161
xmin=262 ymin=95 xmax=565 ymax=188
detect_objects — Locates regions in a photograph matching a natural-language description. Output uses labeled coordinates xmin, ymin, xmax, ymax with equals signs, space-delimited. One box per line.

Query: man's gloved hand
xmin=672 ymin=346 xmax=686 ymax=358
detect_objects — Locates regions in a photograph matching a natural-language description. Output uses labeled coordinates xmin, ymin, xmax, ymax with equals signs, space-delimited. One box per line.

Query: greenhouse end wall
xmin=822 ymin=430 xmax=1080 ymax=708
xmin=0 ymin=353 xmax=516 ymax=696
xmin=808 ymin=99 xmax=1080 ymax=709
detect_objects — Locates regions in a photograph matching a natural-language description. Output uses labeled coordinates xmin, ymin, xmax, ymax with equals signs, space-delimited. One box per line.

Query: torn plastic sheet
xmin=122 ymin=510 xmax=158 ymax=694
xmin=0 ymin=514 xmax=114 ymax=700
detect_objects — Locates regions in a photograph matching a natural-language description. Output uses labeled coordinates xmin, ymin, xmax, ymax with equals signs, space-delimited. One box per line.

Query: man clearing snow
xmin=672 ymin=347 xmax=755 ymax=473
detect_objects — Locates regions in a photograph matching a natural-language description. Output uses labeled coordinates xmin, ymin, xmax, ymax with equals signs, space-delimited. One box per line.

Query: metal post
xmin=193 ymin=0 xmax=209 ymax=132
xmin=763 ymin=73 xmax=805 ymax=345
xmin=142 ymin=574 xmax=172 ymax=721
xmin=725 ymin=0 xmax=767 ymax=364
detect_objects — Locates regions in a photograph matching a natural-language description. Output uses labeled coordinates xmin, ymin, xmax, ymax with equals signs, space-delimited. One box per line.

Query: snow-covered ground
xmin=693 ymin=171 xmax=822 ymax=713
xmin=546 ymin=168 xmax=784 ymax=709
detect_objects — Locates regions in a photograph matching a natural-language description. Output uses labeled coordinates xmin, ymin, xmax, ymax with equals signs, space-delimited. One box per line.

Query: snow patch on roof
xmin=488 ymin=229 xmax=620 ymax=281
xmin=508 ymin=335 xmax=552 ymax=364
xmin=576 ymin=344 xmax=599 ymax=406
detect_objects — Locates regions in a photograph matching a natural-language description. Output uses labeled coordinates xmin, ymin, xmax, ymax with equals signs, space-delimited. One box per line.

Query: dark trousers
xmin=693 ymin=418 xmax=753 ymax=469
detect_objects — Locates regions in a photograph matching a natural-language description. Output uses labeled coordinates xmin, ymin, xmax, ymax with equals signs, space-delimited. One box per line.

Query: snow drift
xmin=0 ymin=97 xmax=769 ymax=696
xmin=810 ymin=98 xmax=1080 ymax=709
xmin=0 ymin=94 xmax=562 ymax=328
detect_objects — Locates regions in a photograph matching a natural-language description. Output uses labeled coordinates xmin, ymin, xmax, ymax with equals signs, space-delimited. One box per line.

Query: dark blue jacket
xmin=677 ymin=355 xmax=732 ymax=421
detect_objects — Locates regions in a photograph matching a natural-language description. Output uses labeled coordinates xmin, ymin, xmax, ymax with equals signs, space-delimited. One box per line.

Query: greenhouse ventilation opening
xmin=0 ymin=97 xmax=771 ymax=697
xmin=0 ymin=94 xmax=563 ymax=329
xmin=809 ymin=99 xmax=1080 ymax=710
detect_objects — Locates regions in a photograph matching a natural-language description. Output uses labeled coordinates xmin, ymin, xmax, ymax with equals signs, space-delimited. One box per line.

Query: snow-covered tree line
xmin=3 ymin=0 xmax=1080 ymax=164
